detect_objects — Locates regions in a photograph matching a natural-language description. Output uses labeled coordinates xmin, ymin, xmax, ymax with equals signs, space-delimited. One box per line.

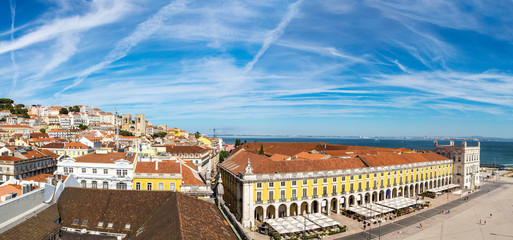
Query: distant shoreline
xmin=216 ymin=135 xmax=513 ymax=142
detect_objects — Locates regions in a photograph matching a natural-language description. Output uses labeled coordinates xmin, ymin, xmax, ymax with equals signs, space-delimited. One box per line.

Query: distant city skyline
xmin=1 ymin=1 xmax=513 ymax=137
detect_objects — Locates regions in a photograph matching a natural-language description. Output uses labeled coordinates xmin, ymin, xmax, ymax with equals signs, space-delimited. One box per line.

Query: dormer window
xmin=107 ymin=223 xmax=113 ymax=228
xmin=125 ymin=224 xmax=131 ymax=230
xmin=72 ymin=219 xmax=79 ymax=225
xmin=98 ymin=222 xmax=104 ymax=227
xmin=82 ymin=220 xmax=88 ymax=226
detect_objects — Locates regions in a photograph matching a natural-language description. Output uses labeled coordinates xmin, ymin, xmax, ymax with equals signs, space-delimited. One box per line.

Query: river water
xmin=219 ymin=136 xmax=513 ymax=167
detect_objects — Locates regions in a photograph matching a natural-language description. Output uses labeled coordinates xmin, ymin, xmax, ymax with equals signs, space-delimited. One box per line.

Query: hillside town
xmin=0 ymin=99 xmax=492 ymax=240
xmin=0 ymin=99 xmax=235 ymax=239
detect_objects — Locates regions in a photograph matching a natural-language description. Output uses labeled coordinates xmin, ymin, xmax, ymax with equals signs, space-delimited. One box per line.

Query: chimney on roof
xmin=156 ymin=160 xmax=159 ymax=170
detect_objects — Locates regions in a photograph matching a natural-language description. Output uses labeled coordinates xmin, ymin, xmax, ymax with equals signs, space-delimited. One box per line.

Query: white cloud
xmin=243 ymin=0 xmax=303 ymax=73
xmin=0 ymin=0 xmax=133 ymax=55
xmin=9 ymin=0 xmax=19 ymax=93
xmin=56 ymin=0 xmax=188 ymax=95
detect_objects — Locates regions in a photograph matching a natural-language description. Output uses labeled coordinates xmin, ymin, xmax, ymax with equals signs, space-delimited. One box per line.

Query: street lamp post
xmin=379 ymin=217 xmax=381 ymax=240
xmin=369 ymin=203 xmax=372 ymax=239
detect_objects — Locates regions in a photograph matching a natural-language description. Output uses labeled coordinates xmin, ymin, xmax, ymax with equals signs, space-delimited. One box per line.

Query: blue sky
xmin=1 ymin=0 xmax=513 ymax=137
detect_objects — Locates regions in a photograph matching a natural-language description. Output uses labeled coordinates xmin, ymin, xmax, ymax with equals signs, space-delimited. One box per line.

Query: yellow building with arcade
xmin=219 ymin=142 xmax=455 ymax=228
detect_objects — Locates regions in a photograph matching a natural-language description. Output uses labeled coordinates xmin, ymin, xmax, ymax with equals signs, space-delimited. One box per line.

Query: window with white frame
xmin=93 ymin=168 xmax=97 ymax=174
xmin=169 ymin=182 xmax=175 ymax=191
xmin=147 ymin=182 xmax=152 ymax=191
xmin=135 ymin=182 xmax=141 ymax=190
xmin=158 ymin=182 xmax=164 ymax=191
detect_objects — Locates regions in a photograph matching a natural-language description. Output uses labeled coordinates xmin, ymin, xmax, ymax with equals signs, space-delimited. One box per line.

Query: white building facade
xmin=434 ymin=141 xmax=480 ymax=189
xmin=54 ymin=152 xmax=135 ymax=190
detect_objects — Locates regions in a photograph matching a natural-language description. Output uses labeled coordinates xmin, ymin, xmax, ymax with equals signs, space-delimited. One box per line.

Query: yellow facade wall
xmin=133 ymin=178 xmax=182 ymax=191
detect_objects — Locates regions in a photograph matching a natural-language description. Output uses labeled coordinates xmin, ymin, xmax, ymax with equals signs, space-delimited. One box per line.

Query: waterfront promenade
xmin=334 ymin=180 xmax=511 ymax=240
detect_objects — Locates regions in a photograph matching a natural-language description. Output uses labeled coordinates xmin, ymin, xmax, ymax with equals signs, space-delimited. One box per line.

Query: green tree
xmin=69 ymin=106 xmax=80 ymax=112
xmin=151 ymin=132 xmax=167 ymax=139
xmin=234 ymin=138 xmax=241 ymax=147
xmin=39 ymin=128 xmax=46 ymax=133
xmin=59 ymin=108 xmax=69 ymax=114
xmin=0 ymin=117 xmax=5 ymax=122
xmin=219 ymin=150 xmax=230 ymax=163
xmin=119 ymin=130 xmax=134 ymax=136
xmin=244 ymin=139 xmax=247 ymax=144
xmin=0 ymin=98 xmax=14 ymax=104
xmin=78 ymin=124 xmax=88 ymax=130
xmin=195 ymin=131 xmax=201 ymax=139
xmin=259 ymin=144 xmax=265 ymax=155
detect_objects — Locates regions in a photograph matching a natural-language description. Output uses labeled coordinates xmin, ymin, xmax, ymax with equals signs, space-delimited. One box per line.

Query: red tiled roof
xmin=56 ymin=188 xmax=236 ymax=240
xmin=30 ymin=132 xmax=49 ymax=139
xmin=135 ymin=160 xmax=181 ymax=174
xmin=64 ymin=142 xmax=88 ymax=149
xmin=0 ymin=156 xmax=23 ymax=162
xmin=163 ymin=145 xmax=209 ymax=154
xmin=40 ymin=142 xmax=65 ymax=149
xmin=0 ymin=125 xmax=32 ymax=129
xmin=0 ymin=185 xmax=23 ymax=202
xmin=23 ymin=174 xmax=53 ymax=182
xmin=74 ymin=152 xmax=135 ymax=163
xmin=221 ymin=143 xmax=449 ymax=175
xmin=358 ymin=152 xmax=449 ymax=167
xmin=222 ymin=150 xmax=367 ymax=174
xmin=181 ymin=164 xmax=204 ymax=186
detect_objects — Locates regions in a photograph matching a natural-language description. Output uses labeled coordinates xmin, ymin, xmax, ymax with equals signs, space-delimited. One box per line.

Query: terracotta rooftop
xmin=0 ymin=125 xmax=32 ymax=129
xmin=22 ymin=149 xmax=59 ymax=159
xmin=0 ymin=184 xmax=23 ymax=202
xmin=0 ymin=155 xmax=24 ymax=162
xmin=56 ymin=188 xmax=236 ymax=240
xmin=221 ymin=143 xmax=449 ymax=175
xmin=162 ymin=145 xmax=209 ymax=154
xmin=134 ymin=160 xmax=204 ymax=185
xmin=23 ymin=173 xmax=67 ymax=182
xmin=40 ymin=142 xmax=65 ymax=149
xmin=74 ymin=152 xmax=136 ymax=164
xmin=64 ymin=142 xmax=88 ymax=149
xmin=359 ymin=152 xmax=449 ymax=167
xmin=181 ymin=163 xmax=204 ymax=186
xmin=0 ymin=204 xmax=60 ymax=240
xmin=222 ymin=150 xmax=367 ymax=174
xmin=30 ymin=132 xmax=49 ymax=139
xmin=134 ymin=160 xmax=181 ymax=174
